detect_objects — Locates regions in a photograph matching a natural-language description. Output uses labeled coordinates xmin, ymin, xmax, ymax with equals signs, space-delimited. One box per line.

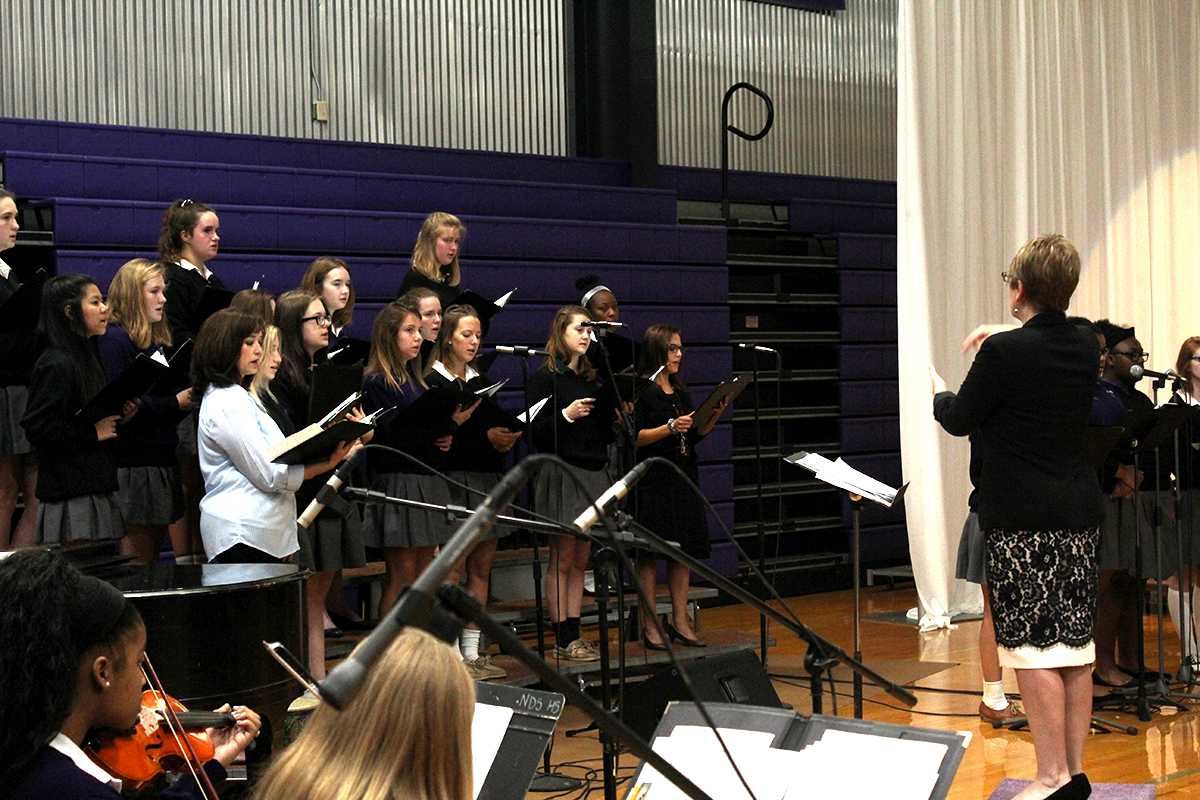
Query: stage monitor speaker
xmin=622 ymin=648 xmax=784 ymax=741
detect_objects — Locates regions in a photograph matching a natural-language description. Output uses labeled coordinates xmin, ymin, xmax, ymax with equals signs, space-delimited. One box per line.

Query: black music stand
xmin=630 ymin=702 xmax=967 ymax=800
xmin=474 ymin=683 xmax=566 ymax=800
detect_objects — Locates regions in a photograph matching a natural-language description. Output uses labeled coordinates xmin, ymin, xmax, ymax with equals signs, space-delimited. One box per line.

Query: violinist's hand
xmin=452 ymin=399 xmax=482 ymax=426
xmin=486 ymin=427 xmax=522 ymax=453
xmin=95 ymin=415 xmax=120 ymax=442
xmin=961 ymin=323 xmax=1017 ymax=353
xmin=435 ymin=435 xmax=453 ymax=452
xmin=208 ymin=704 xmax=262 ymax=768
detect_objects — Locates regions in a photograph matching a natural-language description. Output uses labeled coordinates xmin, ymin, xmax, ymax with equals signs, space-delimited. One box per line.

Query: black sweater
xmin=526 ymin=364 xmax=614 ymax=470
xmin=398 ymin=268 xmax=460 ymax=310
xmin=426 ymin=366 xmax=507 ymax=474
xmin=95 ymin=325 xmax=184 ymax=467
xmin=361 ymin=373 xmax=455 ymax=474
xmin=22 ymin=348 xmax=119 ymax=502
xmin=164 ymin=262 xmax=226 ymax=347
xmin=633 ymin=385 xmax=703 ymax=482
xmin=0 ymin=270 xmax=40 ymax=386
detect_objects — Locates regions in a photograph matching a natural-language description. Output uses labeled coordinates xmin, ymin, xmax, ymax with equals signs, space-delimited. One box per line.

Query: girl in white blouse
xmin=193 ymin=309 xmax=352 ymax=563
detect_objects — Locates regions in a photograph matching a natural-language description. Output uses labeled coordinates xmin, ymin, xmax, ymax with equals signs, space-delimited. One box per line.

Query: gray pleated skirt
xmin=533 ymin=461 xmax=612 ymax=526
xmin=115 ymin=465 xmax=184 ymax=527
xmin=1098 ymin=491 xmax=1180 ymax=579
xmin=298 ymin=504 xmax=367 ymax=572
xmin=176 ymin=412 xmax=198 ymax=457
xmin=0 ymin=385 xmax=32 ymax=457
xmin=362 ymin=472 xmax=453 ymax=549
xmin=449 ymin=470 xmax=511 ymax=541
xmin=954 ymin=512 xmax=986 ymax=585
xmin=38 ymin=493 xmax=125 ymax=543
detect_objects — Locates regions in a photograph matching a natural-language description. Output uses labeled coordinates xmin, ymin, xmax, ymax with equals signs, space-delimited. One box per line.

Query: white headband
xmin=580 ymin=284 xmax=612 ymax=308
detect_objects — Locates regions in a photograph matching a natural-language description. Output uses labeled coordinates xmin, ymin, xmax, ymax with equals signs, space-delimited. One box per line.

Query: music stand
xmin=474 ymin=683 xmax=566 ymax=800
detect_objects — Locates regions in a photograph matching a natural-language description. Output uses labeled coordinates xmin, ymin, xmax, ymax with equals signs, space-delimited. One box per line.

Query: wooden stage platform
xmin=327 ymin=583 xmax=1200 ymax=798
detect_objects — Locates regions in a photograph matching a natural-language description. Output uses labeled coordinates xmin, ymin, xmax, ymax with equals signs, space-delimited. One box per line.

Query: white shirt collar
xmin=431 ymin=360 xmax=479 ymax=383
xmin=0 ymin=256 xmax=11 ymax=281
xmin=48 ymin=732 xmax=123 ymax=792
xmin=178 ymin=257 xmax=212 ymax=281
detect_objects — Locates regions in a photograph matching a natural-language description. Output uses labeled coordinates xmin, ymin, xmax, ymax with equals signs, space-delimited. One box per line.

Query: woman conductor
xmin=931 ymin=234 xmax=1102 ymax=800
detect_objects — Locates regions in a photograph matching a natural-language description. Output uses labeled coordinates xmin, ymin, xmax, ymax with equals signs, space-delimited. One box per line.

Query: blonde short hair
xmin=410 ymin=212 xmax=465 ymax=286
xmin=107 ymin=258 xmax=172 ymax=350
xmin=1006 ymin=234 xmax=1080 ymax=313
xmin=254 ymin=628 xmax=475 ymax=800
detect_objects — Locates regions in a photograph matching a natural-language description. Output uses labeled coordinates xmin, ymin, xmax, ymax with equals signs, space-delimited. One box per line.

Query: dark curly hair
xmin=0 ymin=549 xmax=143 ymax=783
xmin=157 ymin=198 xmax=215 ymax=263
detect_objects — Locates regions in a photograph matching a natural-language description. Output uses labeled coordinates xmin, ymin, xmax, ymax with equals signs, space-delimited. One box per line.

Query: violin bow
xmin=141 ymin=653 xmax=221 ymax=800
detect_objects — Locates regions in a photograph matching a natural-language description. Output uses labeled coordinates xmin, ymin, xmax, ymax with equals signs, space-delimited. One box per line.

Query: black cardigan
xmin=526 ymin=363 xmax=615 ymax=471
xmin=426 ymin=367 xmax=507 ymax=474
xmin=933 ymin=312 xmax=1103 ymax=531
xmin=0 ymin=270 xmax=40 ymax=386
xmin=398 ymin=268 xmax=460 ymax=310
xmin=22 ymin=348 xmax=119 ymax=502
xmin=10 ymin=744 xmax=226 ymax=800
xmin=164 ymin=262 xmax=227 ymax=347
xmin=95 ymin=325 xmax=184 ymax=468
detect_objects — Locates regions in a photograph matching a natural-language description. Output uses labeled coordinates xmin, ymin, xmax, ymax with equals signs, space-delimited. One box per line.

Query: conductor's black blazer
xmin=934 ymin=311 xmax=1103 ymax=531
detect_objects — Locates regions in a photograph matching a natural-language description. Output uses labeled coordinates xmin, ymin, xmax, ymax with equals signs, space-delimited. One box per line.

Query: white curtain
xmin=898 ymin=1 xmax=1200 ymax=628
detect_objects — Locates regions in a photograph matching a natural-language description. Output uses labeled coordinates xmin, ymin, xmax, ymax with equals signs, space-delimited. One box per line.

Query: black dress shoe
xmin=666 ymin=621 xmax=707 ymax=648
xmin=1045 ymin=774 xmax=1090 ymax=800
xmin=1092 ymin=671 xmax=1134 ymax=689
xmin=324 ymin=626 xmax=344 ymax=639
xmin=641 ymin=636 xmax=669 ymax=652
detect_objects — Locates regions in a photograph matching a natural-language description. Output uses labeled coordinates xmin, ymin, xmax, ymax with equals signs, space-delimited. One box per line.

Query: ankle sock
xmin=461 ymin=628 xmax=481 ymax=661
xmin=982 ymin=680 xmax=1008 ymax=711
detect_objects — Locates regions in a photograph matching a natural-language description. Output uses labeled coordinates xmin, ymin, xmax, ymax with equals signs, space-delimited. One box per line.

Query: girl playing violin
xmin=1 ymin=548 xmax=261 ymax=798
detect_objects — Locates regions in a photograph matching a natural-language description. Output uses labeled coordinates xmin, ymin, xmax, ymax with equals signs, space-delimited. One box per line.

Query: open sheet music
xmin=784 ymin=451 xmax=904 ymax=507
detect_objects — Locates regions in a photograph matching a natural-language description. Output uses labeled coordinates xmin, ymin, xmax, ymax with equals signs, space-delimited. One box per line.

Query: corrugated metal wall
xmin=0 ymin=0 xmax=569 ymax=155
xmin=657 ymin=0 xmax=896 ymax=180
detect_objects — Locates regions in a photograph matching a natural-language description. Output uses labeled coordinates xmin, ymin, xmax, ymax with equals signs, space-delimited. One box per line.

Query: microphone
xmin=1130 ymin=364 xmax=1178 ymax=382
xmin=495 ymin=345 xmax=550 ymax=357
xmin=572 ymin=461 xmax=653 ymax=533
xmin=580 ymin=320 xmax=625 ymax=328
xmin=319 ymin=459 xmax=535 ymax=709
xmin=297 ymin=449 xmax=361 ymax=529
xmin=738 ymin=343 xmax=779 ymax=354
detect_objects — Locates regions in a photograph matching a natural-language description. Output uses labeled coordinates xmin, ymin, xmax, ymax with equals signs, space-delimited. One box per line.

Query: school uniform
xmin=526 ymin=363 xmax=615 ymax=523
xmin=427 ymin=361 xmax=511 ymax=537
xmin=398 ymin=267 xmax=460 ymax=310
xmin=361 ymin=373 xmax=454 ymax=548
xmin=21 ymin=348 xmax=123 ymax=542
xmin=164 ymin=259 xmax=225 ymax=457
xmin=0 ymin=257 xmax=38 ymax=457
xmin=96 ymin=324 xmax=185 ymax=527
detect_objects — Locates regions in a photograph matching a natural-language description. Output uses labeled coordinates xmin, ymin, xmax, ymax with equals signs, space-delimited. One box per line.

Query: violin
xmin=85 ymin=654 xmax=226 ymax=799
xmin=86 ymin=690 xmax=234 ymax=792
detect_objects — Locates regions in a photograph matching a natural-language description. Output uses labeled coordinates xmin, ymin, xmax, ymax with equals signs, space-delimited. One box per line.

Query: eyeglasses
xmin=667 ymin=344 xmax=683 ymax=354
xmin=1190 ymin=355 xmax=1200 ymax=362
xmin=302 ymin=314 xmax=332 ymax=327
xmin=1110 ymin=350 xmax=1148 ymax=362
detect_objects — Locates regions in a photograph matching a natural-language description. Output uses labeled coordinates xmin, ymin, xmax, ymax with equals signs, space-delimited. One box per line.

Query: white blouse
xmin=198 ymin=383 xmax=305 ymax=559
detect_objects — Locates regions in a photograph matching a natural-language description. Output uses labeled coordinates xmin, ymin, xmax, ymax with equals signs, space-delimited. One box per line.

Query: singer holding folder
xmin=426 ymin=304 xmax=521 ymax=680
xmin=931 ymin=235 xmax=1102 ymax=800
xmin=632 ymin=325 xmax=725 ymax=650
xmin=526 ymin=306 xmax=616 ymax=662
xmin=194 ymin=310 xmax=353 ymax=565
xmin=21 ymin=275 xmax=130 ymax=544
xmin=97 ymin=259 xmax=192 ymax=565
xmin=361 ymin=298 xmax=457 ymax=614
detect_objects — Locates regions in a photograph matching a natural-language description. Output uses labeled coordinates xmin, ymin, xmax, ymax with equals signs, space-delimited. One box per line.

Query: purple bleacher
xmin=836 ymin=233 xmax=897 ymax=270
xmin=655 ymin=165 xmax=896 ymax=204
xmin=838 ymin=270 xmax=897 ymax=305
xmin=839 ymin=344 xmax=898 ymax=381
xmin=839 ymin=307 xmax=897 ymax=343
xmin=0 ymin=117 xmax=630 ymax=186
xmin=789 ymin=198 xmax=896 ymax=236
xmin=839 ymin=380 xmax=898 ymax=417
xmin=2 ymin=151 xmax=677 ymax=225
xmin=43 ymin=198 xmax=727 ymax=263
xmin=839 ymin=416 xmax=900 ymax=455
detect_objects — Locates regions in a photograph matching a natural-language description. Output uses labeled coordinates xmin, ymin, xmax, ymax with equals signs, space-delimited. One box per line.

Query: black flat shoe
xmin=1092 ymin=671 xmax=1134 ymax=689
xmin=641 ymin=636 xmax=669 ymax=652
xmin=1072 ymin=774 xmax=1092 ymax=799
xmin=1045 ymin=774 xmax=1090 ymax=800
xmin=324 ymin=626 xmax=344 ymax=639
xmin=666 ymin=621 xmax=707 ymax=648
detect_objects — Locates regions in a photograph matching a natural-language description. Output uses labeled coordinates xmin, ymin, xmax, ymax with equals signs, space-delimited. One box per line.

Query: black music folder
xmin=0 ymin=267 xmax=47 ymax=329
xmin=691 ymin=375 xmax=750 ymax=430
xmin=452 ymin=288 xmax=514 ymax=326
xmin=308 ymin=363 xmax=365 ymax=425
xmin=77 ymin=353 xmax=171 ymax=423
xmin=269 ymin=416 xmax=375 ymax=465
xmin=324 ymin=336 xmax=371 ymax=366
xmin=400 ymin=379 xmax=508 ymax=436
xmin=191 ymin=285 xmax=236 ymax=331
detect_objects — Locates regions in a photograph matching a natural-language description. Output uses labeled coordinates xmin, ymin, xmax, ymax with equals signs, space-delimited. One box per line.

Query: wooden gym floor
xmin=513 ymin=584 xmax=1200 ymax=798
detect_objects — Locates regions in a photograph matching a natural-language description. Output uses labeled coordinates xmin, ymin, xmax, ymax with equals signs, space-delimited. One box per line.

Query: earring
xmin=1011 ymin=306 xmax=1020 ymax=315
xmin=105 ymin=681 xmax=111 ymax=687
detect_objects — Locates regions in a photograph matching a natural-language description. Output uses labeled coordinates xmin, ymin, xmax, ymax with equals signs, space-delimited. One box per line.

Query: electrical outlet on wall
xmin=312 ymin=100 xmax=330 ymax=122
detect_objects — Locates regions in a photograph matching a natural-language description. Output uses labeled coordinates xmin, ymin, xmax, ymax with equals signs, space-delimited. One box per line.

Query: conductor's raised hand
xmin=928 ymin=365 xmax=948 ymax=396
xmin=961 ymin=323 xmax=1018 ymax=353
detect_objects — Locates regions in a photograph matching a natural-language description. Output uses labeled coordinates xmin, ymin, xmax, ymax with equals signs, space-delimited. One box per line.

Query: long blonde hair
xmin=250 ymin=325 xmax=282 ymax=403
xmin=107 ymin=258 xmax=172 ymax=349
xmin=410 ymin=212 xmax=464 ymax=286
xmin=254 ymin=629 xmax=475 ymax=800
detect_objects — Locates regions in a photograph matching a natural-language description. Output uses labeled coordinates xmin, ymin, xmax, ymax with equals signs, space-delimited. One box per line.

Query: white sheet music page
xmin=629 ymin=726 xmax=786 ymax=800
xmin=825 ymin=458 xmax=898 ymax=506
xmin=780 ymin=730 xmax=946 ymax=800
xmin=494 ymin=289 xmax=515 ymax=307
xmin=471 ymin=702 xmax=513 ymax=800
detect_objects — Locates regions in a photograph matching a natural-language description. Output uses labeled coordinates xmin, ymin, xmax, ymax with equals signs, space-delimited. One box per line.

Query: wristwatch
xmin=667 ymin=417 xmax=677 ymax=433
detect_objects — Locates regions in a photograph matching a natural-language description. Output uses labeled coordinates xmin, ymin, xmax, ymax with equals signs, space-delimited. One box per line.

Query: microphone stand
xmin=750 ymin=346 xmax=769 ymax=666
xmin=329 ymin=463 xmax=717 ymax=800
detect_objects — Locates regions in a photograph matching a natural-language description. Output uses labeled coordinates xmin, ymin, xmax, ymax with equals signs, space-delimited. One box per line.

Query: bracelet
xmin=667 ymin=418 xmax=677 ymax=433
